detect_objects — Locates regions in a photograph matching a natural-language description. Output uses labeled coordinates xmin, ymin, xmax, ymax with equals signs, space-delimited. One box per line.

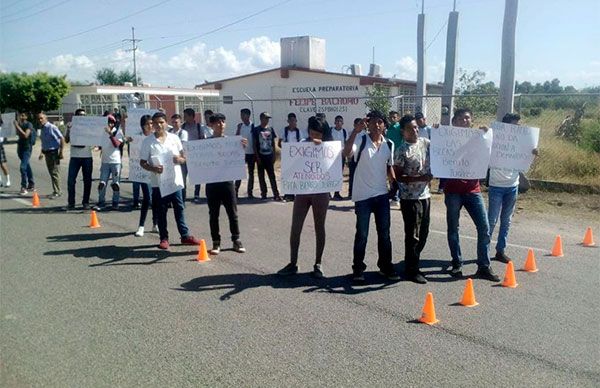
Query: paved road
xmin=1 ymin=141 xmax=599 ymax=387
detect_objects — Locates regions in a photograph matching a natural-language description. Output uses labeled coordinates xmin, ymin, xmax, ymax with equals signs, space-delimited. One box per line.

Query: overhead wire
xmin=2 ymin=0 xmax=74 ymax=24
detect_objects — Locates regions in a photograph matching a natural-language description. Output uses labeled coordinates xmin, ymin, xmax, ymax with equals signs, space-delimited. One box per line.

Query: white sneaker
xmin=4 ymin=178 xmax=10 ymax=188
xmin=134 ymin=226 xmax=144 ymax=237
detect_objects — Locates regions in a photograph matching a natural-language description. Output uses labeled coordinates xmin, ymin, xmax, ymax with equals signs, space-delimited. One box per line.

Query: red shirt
xmin=444 ymin=179 xmax=481 ymax=194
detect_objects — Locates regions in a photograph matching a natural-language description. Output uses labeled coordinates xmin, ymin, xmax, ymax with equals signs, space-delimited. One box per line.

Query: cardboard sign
xmin=0 ymin=113 xmax=17 ymax=138
xmin=128 ymin=135 xmax=152 ymax=184
xmin=280 ymin=141 xmax=343 ymax=194
xmin=490 ymin=121 xmax=539 ymax=171
xmin=186 ymin=137 xmax=246 ymax=184
xmin=70 ymin=116 xmax=107 ymax=146
xmin=152 ymin=152 xmax=184 ymax=197
xmin=126 ymin=109 xmax=158 ymax=134
xmin=430 ymin=125 xmax=493 ymax=179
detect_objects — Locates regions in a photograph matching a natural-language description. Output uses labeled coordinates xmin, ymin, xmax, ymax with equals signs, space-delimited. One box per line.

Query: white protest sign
xmin=489 ymin=121 xmax=539 ymax=171
xmin=280 ymin=141 xmax=343 ymax=195
xmin=70 ymin=116 xmax=107 ymax=146
xmin=430 ymin=125 xmax=493 ymax=179
xmin=126 ymin=109 xmax=158 ymax=134
xmin=128 ymin=135 xmax=152 ymax=184
xmin=152 ymin=152 xmax=184 ymax=197
xmin=0 ymin=113 xmax=17 ymax=138
xmin=186 ymin=137 xmax=246 ymax=184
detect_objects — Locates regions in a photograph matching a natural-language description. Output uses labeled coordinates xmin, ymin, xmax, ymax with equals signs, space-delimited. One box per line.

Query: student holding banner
xmin=65 ymin=109 xmax=93 ymax=210
xmin=140 ymin=112 xmax=199 ymax=250
xmin=277 ymin=116 xmax=331 ymax=278
xmin=204 ymin=113 xmax=247 ymax=255
xmin=443 ymin=108 xmax=500 ymax=281
xmin=235 ymin=108 xmax=256 ymax=199
xmin=94 ymin=115 xmax=123 ymax=211
xmin=343 ymin=110 xmax=399 ymax=282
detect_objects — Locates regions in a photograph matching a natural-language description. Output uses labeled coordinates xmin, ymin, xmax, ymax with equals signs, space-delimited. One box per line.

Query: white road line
xmin=0 ymin=193 xmax=33 ymax=206
xmin=429 ymin=229 xmax=547 ymax=253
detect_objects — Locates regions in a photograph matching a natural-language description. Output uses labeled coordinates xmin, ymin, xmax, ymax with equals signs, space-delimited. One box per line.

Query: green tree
xmin=365 ymin=84 xmax=391 ymax=114
xmin=0 ymin=72 xmax=70 ymax=113
xmin=455 ymin=68 xmax=499 ymax=115
xmin=95 ymin=67 xmax=141 ymax=85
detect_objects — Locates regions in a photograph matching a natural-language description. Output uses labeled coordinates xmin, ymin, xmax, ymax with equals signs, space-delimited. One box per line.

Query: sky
xmin=1 ymin=0 xmax=599 ymax=89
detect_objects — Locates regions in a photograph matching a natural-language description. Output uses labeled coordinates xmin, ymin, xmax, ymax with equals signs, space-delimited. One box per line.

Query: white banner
xmin=430 ymin=125 xmax=493 ymax=179
xmin=152 ymin=152 xmax=184 ymax=197
xmin=280 ymin=141 xmax=342 ymax=195
xmin=186 ymin=137 xmax=246 ymax=184
xmin=70 ymin=116 xmax=107 ymax=146
xmin=126 ymin=109 xmax=158 ymax=134
xmin=128 ymin=135 xmax=152 ymax=184
xmin=0 ymin=113 xmax=17 ymax=138
xmin=489 ymin=121 xmax=539 ymax=171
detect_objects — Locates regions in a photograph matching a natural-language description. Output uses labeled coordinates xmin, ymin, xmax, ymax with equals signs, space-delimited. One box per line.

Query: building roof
xmin=195 ymin=67 xmax=443 ymax=90
xmin=72 ymin=85 xmax=219 ymax=97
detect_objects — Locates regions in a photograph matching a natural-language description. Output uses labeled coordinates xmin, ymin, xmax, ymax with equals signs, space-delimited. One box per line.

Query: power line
xmin=2 ymin=0 xmax=74 ymax=24
xmin=426 ymin=19 xmax=448 ymax=51
xmin=0 ymin=0 xmax=26 ymax=12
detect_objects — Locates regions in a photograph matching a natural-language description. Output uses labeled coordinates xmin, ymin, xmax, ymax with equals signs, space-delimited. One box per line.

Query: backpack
xmin=354 ymin=134 xmax=393 ymax=167
xmin=284 ymin=126 xmax=300 ymax=142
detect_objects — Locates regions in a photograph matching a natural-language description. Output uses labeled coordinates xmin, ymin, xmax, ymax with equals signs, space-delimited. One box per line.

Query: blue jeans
xmin=353 ymin=194 xmax=393 ymax=273
xmin=17 ymin=147 xmax=34 ymax=189
xmin=445 ymin=192 xmax=491 ymax=269
xmin=488 ymin=185 xmax=518 ymax=254
xmin=137 ymin=183 xmax=157 ymax=228
xmin=67 ymin=157 xmax=93 ymax=206
xmin=151 ymin=188 xmax=190 ymax=241
xmin=98 ymin=163 xmax=121 ymax=206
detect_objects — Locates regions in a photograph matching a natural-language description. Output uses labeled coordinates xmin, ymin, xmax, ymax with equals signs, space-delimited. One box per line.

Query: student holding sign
xmin=277 ymin=116 xmax=331 ymax=278
xmin=140 ymin=112 xmax=199 ymax=250
xmin=343 ymin=110 xmax=399 ymax=282
xmin=393 ymin=115 xmax=432 ymax=284
xmin=65 ymin=109 xmax=93 ymax=210
xmin=443 ymin=108 xmax=500 ymax=282
xmin=204 ymin=113 xmax=247 ymax=255
xmin=94 ymin=115 xmax=124 ymax=211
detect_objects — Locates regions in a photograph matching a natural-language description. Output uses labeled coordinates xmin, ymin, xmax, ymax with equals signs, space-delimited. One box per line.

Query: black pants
xmin=235 ymin=154 xmax=256 ymax=196
xmin=290 ymin=193 xmax=330 ymax=264
xmin=400 ymin=198 xmax=431 ymax=274
xmin=348 ymin=159 xmax=356 ymax=199
xmin=257 ymin=153 xmax=279 ymax=198
xmin=206 ymin=181 xmax=240 ymax=243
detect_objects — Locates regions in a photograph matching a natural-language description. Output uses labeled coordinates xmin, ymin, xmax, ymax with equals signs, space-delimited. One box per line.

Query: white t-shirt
xmin=280 ymin=127 xmax=306 ymax=143
xmin=100 ymin=128 xmax=124 ymax=164
xmin=70 ymin=145 xmax=93 ymax=158
xmin=238 ymin=122 xmax=254 ymax=154
xmin=171 ymin=128 xmax=188 ymax=142
xmin=349 ymin=134 xmax=394 ymax=202
xmin=489 ymin=167 xmax=520 ymax=187
xmin=140 ymin=132 xmax=184 ymax=188
xmin=331 ymin=128 xmax=348 ymax=144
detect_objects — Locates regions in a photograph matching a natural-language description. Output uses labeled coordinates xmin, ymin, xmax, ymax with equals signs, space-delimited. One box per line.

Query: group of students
xmin=5 ymin=106 xmax=532 ymax=283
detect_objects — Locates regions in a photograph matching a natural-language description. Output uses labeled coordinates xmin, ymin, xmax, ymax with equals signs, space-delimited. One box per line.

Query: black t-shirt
xmin=17 ymin=121 xmax=34 ymax=150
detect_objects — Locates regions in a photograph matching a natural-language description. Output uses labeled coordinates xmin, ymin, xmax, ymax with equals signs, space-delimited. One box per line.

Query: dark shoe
xmin=475 ymin=266 xmax=500 ymax=282
xmin=312 ymin=264 xmax=324 ymax=278
xmin=111 ymin=182 xmax=120 ymax=192
xmin=158 ymin=239 xmax=170 ymax=250
xmin=193 ymin=196 xmax=201 ymax=204
xmin=277 ymin=262 xmax=298 ymax=276
xmin=247 ymin=194 xmax=255 ymax=199
xmin=233 ymin=240 xmax=246 ymax=253
xmin=132 ymin=203 xmax=141 ymax=210
xmin=26 ymin=184 xmax=35 ymax=191
xmin=92 ymin=204 xmax=103 ymax=211
xmin=111 ymin=203 xmax=119 ymax=211
xmin=274 ymin=195 xmax=283 ymax=201
xmin=261 ymin=195 xmax=267 ymax=200
xmin=65 ymin=205 xmax=76 ymax=212
xmin=333 ymin=193 xmax=343 ymax=200
xmin=449 ymin=265 xmax=463 ymax=278
xmin=379 ymin=269 xmax=401 ymax=281
xmin=493 ymin=251 xmax=511 ymax=263
xmin=406 ymin=272 xmax=427 ymax=284
xmin=181 ymin=235 xmax=200 ymax=245
xmin=82 ymin=203 xmax=91 ymax=210
xmin=209 ymin=243 xmax=221 ymax=255
xmin=351 ymin=271 xmax=365 ymax=282
xmin=98 ymin=181 xmax=106 ymax=191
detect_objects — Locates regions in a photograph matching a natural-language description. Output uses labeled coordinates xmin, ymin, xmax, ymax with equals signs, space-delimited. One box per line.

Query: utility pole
xmin=123 ymin=27 xmax=141 ymax=86
xmin=441 ymin=0 xmax=459 ymax=125
xmin=416 ymin=0 xmax=426 ymax=115
xmin=497 ymin=0 xmax=519 ymax=121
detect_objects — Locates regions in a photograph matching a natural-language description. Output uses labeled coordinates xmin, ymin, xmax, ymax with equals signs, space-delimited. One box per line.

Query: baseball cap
xmin=260 ymin=112 xmax=272 ymax=119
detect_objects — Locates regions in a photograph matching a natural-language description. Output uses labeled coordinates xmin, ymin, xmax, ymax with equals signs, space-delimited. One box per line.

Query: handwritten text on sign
xmin=70 ymin=116 xmax=107 ymax=146
xmin=186 ymin=136 xmax=246 ymax=184
xmin=281 ymin=141 xmax=342 ymax=194
xmin=430 ymin=126 xmax=493 ymax=179
xmin=128 ymin=135 xmax=152 ymax=184
xmin=152 ymin=153 xmax=184 ymax=197
xmin=489 ymin=121 xmax=539 ymax=171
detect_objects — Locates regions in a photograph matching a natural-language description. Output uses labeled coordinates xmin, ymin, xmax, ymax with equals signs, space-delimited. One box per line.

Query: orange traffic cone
xmin=88 ymin=211 xmax=101 ymax=228
xmin=522 ymin=249 xmax=539 ymax=273
xmin=418 ymin=292 xmax=439 ymax=325
xmin=459 ymin=278 xmax=479 ymax=307
xmin=197 ymin=239 xmax=211 ymax=262
xmin=501 ymin=261 xmax=518 ymax=288
xmin=551 ymin=235 xmax=564 ymax=257
xmin=32 ymin=192 xmax=40 ymax=208
xmin=582 ymin=227 xmax=595 ymax=247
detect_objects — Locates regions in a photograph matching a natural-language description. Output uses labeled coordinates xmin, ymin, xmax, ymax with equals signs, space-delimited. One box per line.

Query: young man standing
xmin=14 ymin=112 xmax=35 ymax=194
xmin=205 ymin=113 xmax=246 ymax=255
xmin=95 ymin=115 xmax=123 ymax=211
xmin=415 ymin=112 xmax=432 ymax=139
xmin=343 ymin=110 xmax=399 ymax=281
xmin=331 ymin=115 xmax=348 ymax=200
xmin=140 ymin=112 xmax=199 ymax=250
xmin=235 ymin=108 xmax=256 ymax=199
xmin=37 ymin=112 xmax=64 ymax=198
xmin=170 ymin=114 xmax=189 ymax=202
xmin=347 ymin=117 xmax=367 ymax=200
xmin=444 ymin=108 xmax=500 ymax=281
xmin=252 ymin=112 xmax=281 ymax=201
xmin=278 ymin=112 xmax=303 ymax=202
xmin=386 ymin=111 xmax=403 ymax=208
xmin=65 ymin=108 xmax=93 ymax=210
xmin=394 ymin=115 xmax=432 ymax=284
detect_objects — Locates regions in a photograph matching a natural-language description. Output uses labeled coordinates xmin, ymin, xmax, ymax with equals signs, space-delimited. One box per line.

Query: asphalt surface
xmin=1 ymin=141 xmax=599 ymax=387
